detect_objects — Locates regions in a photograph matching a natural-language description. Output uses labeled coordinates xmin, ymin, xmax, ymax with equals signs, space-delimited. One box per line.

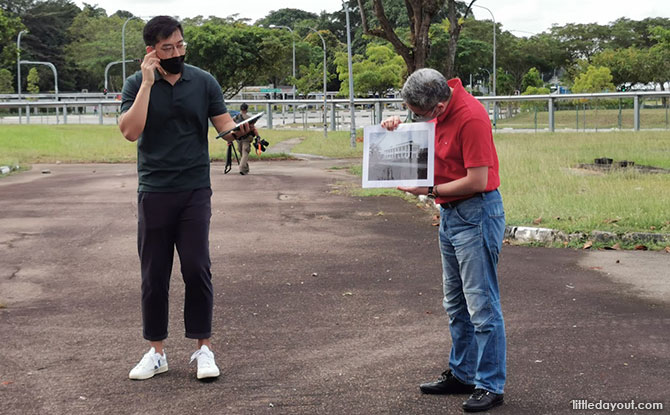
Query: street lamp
xmin=473 ymin=4 xmax=496 ymax=126
xmin=473 ymin=4 xmax=495 ymax=97
xmin=16 ymin=29 xmax=28 ymax=124
xmin=479 ymin=67 xmax=492 ymax=92
xmin=122 ymin=16 xmax=142 ymax=82
xmin=308 ymin=27 xmax=328 ymax=138
xmin=105 ymin=59 xmax=140 ymax=93
xmin=269 ymin=24 xmax=296 ymax=123
xmin=343 ymin=1 xmax=356 ymax=148
xmin=17 ymin=30 xmax=28 ymax=99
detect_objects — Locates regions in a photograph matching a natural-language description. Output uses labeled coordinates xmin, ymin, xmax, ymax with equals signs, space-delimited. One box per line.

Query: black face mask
xmin=160 ymin=55 xmax=185 ymax=74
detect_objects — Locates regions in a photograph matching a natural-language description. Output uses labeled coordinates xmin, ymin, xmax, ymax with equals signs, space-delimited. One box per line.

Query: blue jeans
xmin=438 ymin=189 xmax=506 ymax=394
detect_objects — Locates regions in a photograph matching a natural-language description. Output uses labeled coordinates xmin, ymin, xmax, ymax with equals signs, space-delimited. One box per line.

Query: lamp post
xmin=105 ymin=59 xmax=140 ymax=93
xmin=473 ymin=4 xmax=495 ymax=97
xmin=473 ymin=4 xmax=496 ymax=126
xmin=20 ymin=60 xmax=60 ymax=123
xmin=309 ymin=27 xmax=328 ymax=138
xmin=122 ymin=16 xmax=141 ymax=82
xmin=479 ymin=67 xmax=492 ymax=93
xmin=17 ymin=30 xmax=28 ymax=124
xmin=479 ymin=67 xmax=492 ymax=117
xmin=343 ymin=1 xmax=356 ymax=148
xmin=269 ymin=24 xmax=296 ymax=123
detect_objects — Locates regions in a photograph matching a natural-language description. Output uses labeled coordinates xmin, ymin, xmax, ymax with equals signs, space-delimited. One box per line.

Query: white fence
xmin=1 ymin=91 xmax=669 ymax=132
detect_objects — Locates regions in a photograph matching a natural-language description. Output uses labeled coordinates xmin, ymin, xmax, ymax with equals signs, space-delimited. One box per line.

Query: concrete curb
xmin=415 ymin=195 xmax=670 ymax=247
xmin=505 ymin=227 xmax=670 ymax=246
xmin=0 ymin=165 xmax=20 ymax=175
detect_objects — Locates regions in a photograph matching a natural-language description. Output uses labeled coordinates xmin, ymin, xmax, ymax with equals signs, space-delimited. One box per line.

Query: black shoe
xmin=462 ymin=389 xmax=504 ymax=412
xmin=239 ymin=171 xmax=247 ymax=175
xmin=419 ymin=370 xmax=476 ymax=395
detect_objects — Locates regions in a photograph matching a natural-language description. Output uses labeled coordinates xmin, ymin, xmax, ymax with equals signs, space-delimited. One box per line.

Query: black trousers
xmin=137 ymin=187 xmax=213 ymax=341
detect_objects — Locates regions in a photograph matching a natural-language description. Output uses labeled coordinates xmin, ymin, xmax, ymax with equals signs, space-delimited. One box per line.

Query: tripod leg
xmin=232 ymin=142 xmax=240 ymax=164
xmin=224 ymin=143 xmax=232 ymax=174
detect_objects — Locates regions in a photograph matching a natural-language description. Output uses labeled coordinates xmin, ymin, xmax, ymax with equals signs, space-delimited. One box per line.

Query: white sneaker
xmin=190 ymin=345 xmax=220 ymax=379
xmin=129 ymin=347 xmax=168 ymax=380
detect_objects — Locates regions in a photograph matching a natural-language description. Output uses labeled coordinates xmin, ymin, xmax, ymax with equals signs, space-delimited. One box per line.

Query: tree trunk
xmin=358 ymin=0 xmax=476 ymax=78
xmin=445 ymin=0 xmax=476 ymax=78
xmin=357 ymin=0 xmax=446 ymax=76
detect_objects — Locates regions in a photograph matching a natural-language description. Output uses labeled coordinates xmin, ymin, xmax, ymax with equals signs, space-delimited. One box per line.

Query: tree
xmin=591 ymin=25 xmax=670 ymax=91
xmin=65 ymin=8 xmax=144 ymax=91
xmin=16 ymin=0 xmax=81 ymax=92
xmin=325 ymin=1 xmax=362 ymax=49
xmin=648 ymin=26 xmax=670 ymax=90
xmin=520 ymin=67 xmax=543 ymax=91
xmin=495 ymin=68 xmax=515 ymax=95
xmin=572 ymin=65 xmax=615 ymax=93
xmin=607 ymin=17 xmax=670 ymax=49
xmin=301 ymin=28 xmax=343 ymax=92
xmin=357 ymin=0 xmax=476 ymax=76
xmin=592 ymin=48 xmax=646 ymax=87
xmin=443 ymin=0 xmax=477 ymax=78
xmin=335 ymin=43 xmax=405 ymax=97
xmin=442 ymin=18 xmax=493 ymax=82
xmin=650 ymin=25 xmax=670 ymax=47
xmin=522 ymin=86 xmax=549 ymax=95
xmin=0 ymin=8 xmax=25 ymax=73
xmin=255 ymin=8 xmax=318 ymax=28
xmin=185 ymin=22 xmax=291 ymax=97
xmin=550 ymin=23 xmax=610 ymax=61
xmin=0 ymin=68 xmax=14 ymax=93
xmin=521 ymin=85 xmax=550 ymax=111
xmin=26 ymin=66 xmax=39 ymax=93
xmin=293 ymin=62 xmax=334 ymax=96
xmin=0 ymin=0 xmax=35 ymax=15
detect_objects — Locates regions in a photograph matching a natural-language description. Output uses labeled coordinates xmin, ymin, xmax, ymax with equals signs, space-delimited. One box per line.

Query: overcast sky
xmin=75 ymin=0 xmax=670 ymax=35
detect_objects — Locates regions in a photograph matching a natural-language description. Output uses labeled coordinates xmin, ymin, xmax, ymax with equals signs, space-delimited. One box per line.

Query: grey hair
xmin=401 ymin=68 xmax=451 ymax=110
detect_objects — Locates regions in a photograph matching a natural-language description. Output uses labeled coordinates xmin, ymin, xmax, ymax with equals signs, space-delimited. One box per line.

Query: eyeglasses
xmin=411 ymin=106 xmax=437 ymax=122
xmin=158 ymin=41 xmax=187 ymax=54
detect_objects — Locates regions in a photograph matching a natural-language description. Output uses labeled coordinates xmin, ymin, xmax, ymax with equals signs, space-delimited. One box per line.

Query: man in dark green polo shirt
xmin=119 ymin=15 xmax=253 ymax=381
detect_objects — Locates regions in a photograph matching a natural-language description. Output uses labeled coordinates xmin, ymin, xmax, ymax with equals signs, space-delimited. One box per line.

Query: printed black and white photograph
xmin=362 ymin=123 xmax=435 ymax=188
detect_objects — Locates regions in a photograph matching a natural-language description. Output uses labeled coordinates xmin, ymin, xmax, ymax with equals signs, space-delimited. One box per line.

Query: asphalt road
xmin=0 ymin=160 xmax=668 ymax=415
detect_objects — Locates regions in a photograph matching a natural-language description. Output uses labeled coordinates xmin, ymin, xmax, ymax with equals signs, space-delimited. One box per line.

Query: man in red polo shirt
xmin=382 ymin=68 xmax=506 ymax=413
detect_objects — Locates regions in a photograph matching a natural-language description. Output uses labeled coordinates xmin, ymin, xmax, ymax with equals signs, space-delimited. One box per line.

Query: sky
xmin=74 ymin=0 xmax=670 ymax=35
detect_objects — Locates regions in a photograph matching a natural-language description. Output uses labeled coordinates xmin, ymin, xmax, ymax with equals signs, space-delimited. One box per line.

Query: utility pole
xmin=344 ymin=1 xmax=356 ymax=147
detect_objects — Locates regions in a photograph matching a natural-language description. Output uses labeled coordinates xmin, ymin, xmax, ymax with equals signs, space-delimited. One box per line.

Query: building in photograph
xmin=383 ymin=139 xmax=420 ymax=160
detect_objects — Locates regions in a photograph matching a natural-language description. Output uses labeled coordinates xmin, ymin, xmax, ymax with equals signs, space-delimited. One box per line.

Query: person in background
xmin=232 ymin=103 xmax=254 ymax=175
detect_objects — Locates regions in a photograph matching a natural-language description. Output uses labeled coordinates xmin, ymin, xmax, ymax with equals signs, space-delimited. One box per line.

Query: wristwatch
xmin=427 ymin=186 xmax=436 ymax=199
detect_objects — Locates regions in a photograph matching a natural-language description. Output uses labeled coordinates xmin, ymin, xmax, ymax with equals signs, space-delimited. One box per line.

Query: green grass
xmin=2 ymin=125 xmax=669 ymax=239
xmin=0 ymin=125 xmax=137 ymax=166
xmin=290 ymin=130 xmax=364 ymax=158
xmin=344 ymin=130 xmax=670 ymax=237
xmin=496 ymin=105 xmax=670 ymax=130
xmin=495 ymin=130 xmax=670 ymax=234
xmin=0 ymin=125 xmax=305 ymax=168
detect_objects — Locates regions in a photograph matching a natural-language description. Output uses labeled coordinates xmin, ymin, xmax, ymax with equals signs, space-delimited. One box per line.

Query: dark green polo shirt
xmin=121 ymin=64 xmax=227 ymax=192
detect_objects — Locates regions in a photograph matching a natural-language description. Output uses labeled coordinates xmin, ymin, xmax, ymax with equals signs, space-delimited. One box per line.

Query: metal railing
xmin=1 ymin=91 xmax=668 ymax=132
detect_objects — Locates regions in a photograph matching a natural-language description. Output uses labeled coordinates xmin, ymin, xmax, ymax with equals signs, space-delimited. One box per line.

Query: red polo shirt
xmin=432 ymin=78 xmax=500 ymax=204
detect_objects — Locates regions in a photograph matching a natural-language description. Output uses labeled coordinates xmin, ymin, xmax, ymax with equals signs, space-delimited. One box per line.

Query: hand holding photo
xmin=362 ymin=122 xmax=435 ymax=188
xmin=216 ymin=112 xmax=264 ymax=139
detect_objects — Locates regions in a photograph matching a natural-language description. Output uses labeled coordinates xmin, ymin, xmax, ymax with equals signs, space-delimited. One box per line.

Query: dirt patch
xmin=576 ymin=157 xmax=670 ymax=174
